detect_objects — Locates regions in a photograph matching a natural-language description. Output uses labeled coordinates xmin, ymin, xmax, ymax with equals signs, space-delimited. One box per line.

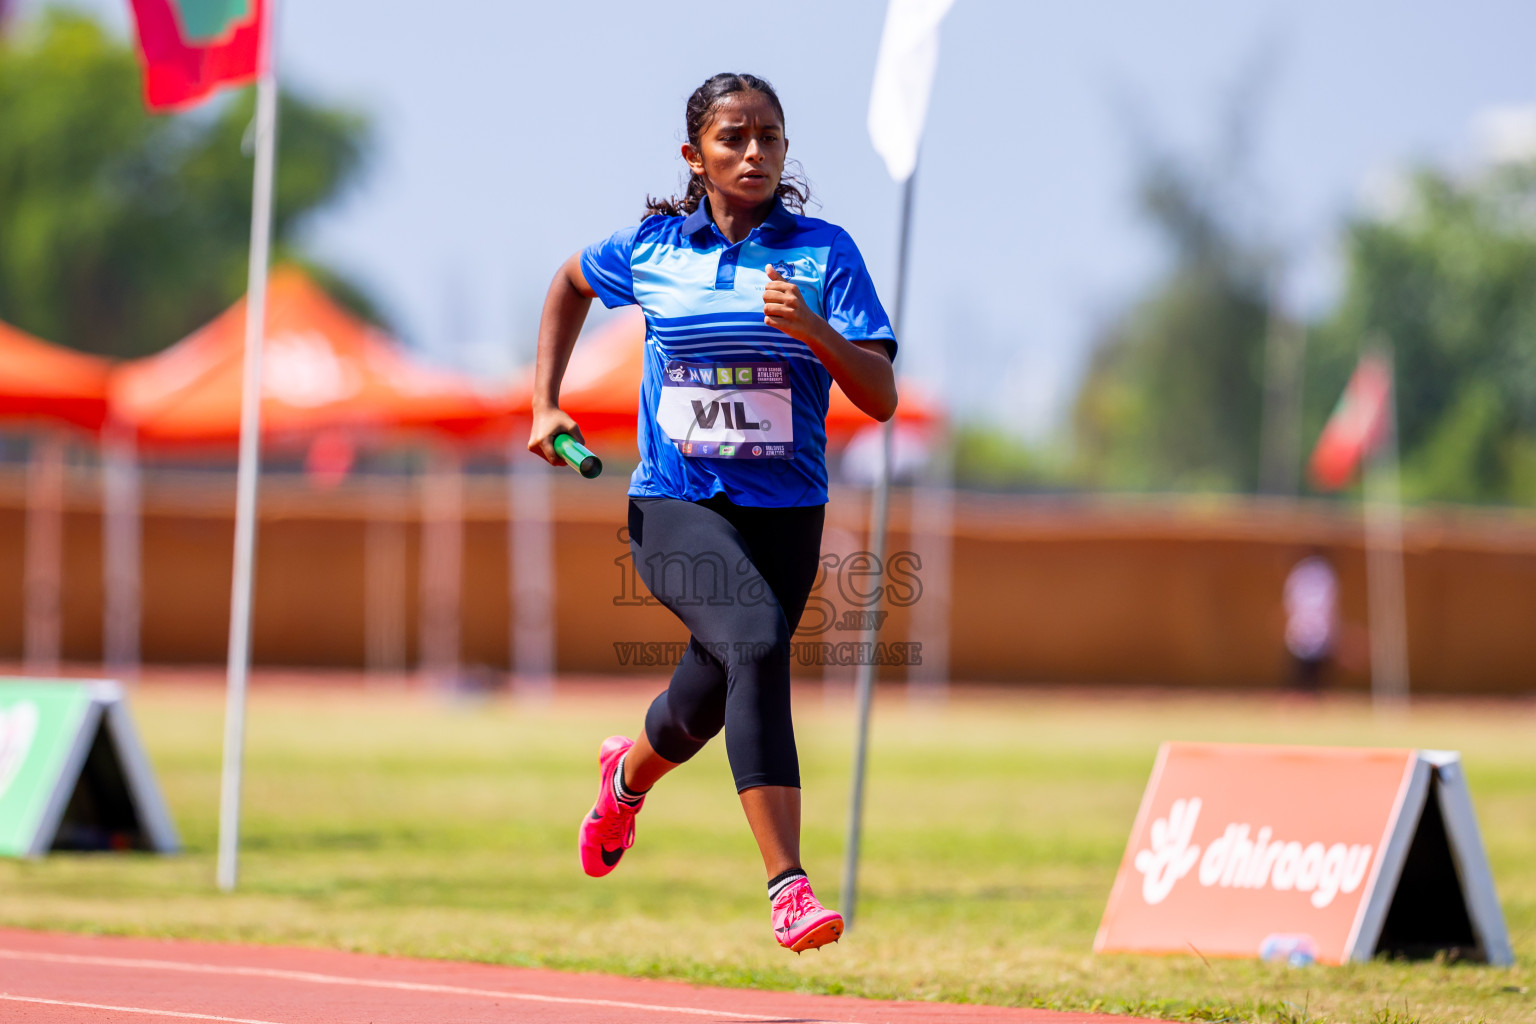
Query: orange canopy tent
xmin=0 ymin=320 xmax=113 ymax=674
xmin=110 ymin=268 xmax=521 ymax=448
xmin=556 ymin=308 xmax=943 ymax=440
xmin=0 ymin=320 xmax=112 ymax=431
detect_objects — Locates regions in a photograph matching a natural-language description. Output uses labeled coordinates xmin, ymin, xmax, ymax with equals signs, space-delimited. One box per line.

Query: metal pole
xmin=509 ymin=442 xmax=556 ymax=701
xmin=1258 ymin=280 xmax=1307 ymax=498
xmin=1364 ymin=344 xmax=1409 ymax=711
xmin=364 ymin=467 xmax=410 ymax=679
xmin=907 ymin=421 xmax=953 ymax=700
xmin=841 ymin=170 xmax=916 ymax=930
xmin=419 ymin=443 xmax=464 ymax=686
xmin=102 ymin=425 xmax=142 ymax=677
xmin=217 ymin=38 xmax=280 ymax=892
xmin=23 ymin=431 xmax=66 ymax=675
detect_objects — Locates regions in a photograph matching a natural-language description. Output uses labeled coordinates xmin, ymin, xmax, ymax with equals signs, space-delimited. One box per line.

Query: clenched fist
xmin=763 ymin=263 xmax=826 ymax=344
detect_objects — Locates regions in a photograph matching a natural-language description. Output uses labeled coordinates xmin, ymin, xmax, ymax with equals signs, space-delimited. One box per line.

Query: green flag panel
xmin=173 ymin=0 xmax=254 ymax=44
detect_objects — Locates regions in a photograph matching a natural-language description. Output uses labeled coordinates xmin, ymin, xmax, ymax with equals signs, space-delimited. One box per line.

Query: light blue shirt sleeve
xmin=823 ymin=229 xmax=896 ymax=359
xmin=580 ymin=225 xmax=640 ymax=308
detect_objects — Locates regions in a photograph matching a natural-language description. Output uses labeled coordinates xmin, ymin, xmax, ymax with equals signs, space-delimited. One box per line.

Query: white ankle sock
xmin=767 ymin=869 xmax=807 ymax=902
xmin=612 ymin=754 xmax=645 ymax=805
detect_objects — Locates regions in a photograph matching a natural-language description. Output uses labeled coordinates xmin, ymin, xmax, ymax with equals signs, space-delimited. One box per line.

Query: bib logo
xmin=0 ymin=700 xmax=40 ymax=800
xmin=1134 ymin=797 xmax=1375 ymax=909
xmin=667 ymin=363 xmax=687 ymax=383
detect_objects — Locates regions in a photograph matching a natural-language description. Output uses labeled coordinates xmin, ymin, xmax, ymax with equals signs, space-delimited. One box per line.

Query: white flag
xmin=867 ymin=0 xmax=957 ymax=182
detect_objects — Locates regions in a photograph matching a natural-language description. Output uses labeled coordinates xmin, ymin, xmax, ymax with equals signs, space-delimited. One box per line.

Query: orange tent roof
xmin=0 ymin=320 xmax=112 ymax=431
xmin=558 ymin=308 xmax=943 ymax=440
xmin=110 ymin=268 xmax=520 ymax=447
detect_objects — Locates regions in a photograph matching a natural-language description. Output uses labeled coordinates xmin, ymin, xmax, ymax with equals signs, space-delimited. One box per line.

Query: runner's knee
xmin=644 ymin=675 xmax=725 ymax=763
xmin=728 ymin=611 xmax=793 ymax=672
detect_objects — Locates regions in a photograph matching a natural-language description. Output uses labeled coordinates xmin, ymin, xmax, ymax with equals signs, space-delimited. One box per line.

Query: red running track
xmin=0 ymin=929 xmax=1170 ymax=1024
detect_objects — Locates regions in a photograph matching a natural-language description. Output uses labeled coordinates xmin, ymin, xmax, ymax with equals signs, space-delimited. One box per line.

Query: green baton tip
xmin=553 ymin=433 xmax=602 ymax=479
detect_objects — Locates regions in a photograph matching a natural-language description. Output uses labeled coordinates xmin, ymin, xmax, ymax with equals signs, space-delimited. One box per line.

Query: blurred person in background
xmin=1283 ymin=550 xmax=1339 ymax=694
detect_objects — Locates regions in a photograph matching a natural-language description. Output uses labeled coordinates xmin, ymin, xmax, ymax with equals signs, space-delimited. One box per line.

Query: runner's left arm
xmin=528 ymin=252 xmax=598 ymax=465
xmin=762 ymin=264 xmax=897 ymax=422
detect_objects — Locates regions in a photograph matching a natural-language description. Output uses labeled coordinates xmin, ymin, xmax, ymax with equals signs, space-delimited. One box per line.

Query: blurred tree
xmin=1309 ymin=164 xmax=1536 ymax=505
xmin=1070 ymin=68 xmax=1276 ymax=493
xmin=0 ymin=10 xmax=374 ymax=357
xmin=950 ymin=420 xmax=1068 ymax=492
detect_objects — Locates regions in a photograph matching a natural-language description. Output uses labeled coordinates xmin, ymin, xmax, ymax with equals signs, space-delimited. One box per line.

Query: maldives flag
xmin=128 ymin=0 xmax=267 ymax=111
xmin=1309 ymin=352 xmax=1393 ymax=491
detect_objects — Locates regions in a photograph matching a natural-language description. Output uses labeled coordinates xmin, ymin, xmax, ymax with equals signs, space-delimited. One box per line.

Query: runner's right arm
xmin=528 ymin=253 xmax=598 ymax=465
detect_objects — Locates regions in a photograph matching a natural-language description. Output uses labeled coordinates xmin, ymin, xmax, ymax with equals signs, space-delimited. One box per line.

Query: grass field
xmin=0 ymin=679 xmax=1531 ymax=1024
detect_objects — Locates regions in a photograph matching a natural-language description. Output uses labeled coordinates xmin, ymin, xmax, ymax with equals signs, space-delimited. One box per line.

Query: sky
xmin=21 ymin=0 xmax=1536 ymax=439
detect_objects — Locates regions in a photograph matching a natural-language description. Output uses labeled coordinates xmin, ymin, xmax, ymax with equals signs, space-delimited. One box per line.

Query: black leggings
xmin=628 ymin=495 xmax=825 ymax=791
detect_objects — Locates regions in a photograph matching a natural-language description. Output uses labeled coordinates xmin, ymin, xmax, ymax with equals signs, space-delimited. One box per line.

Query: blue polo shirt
xmin=580 ymin=199 xmax=895 ymax=507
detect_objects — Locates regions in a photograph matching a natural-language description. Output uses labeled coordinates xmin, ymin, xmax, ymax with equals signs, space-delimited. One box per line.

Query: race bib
xmin=657 ymin=360 xmax=795 ymax=459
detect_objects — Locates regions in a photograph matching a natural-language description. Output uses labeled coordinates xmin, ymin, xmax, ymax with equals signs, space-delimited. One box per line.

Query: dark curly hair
xmin=644 ymin=73 xmax=812 ymax=220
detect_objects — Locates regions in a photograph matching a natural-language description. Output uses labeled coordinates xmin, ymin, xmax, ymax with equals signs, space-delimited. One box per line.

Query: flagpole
xmin=217 ymin=7 xmax=280 ymax=893
xmin=1258 ymin=278 xmax=1306 ymax=498
xmin=1363 ymin=342 xmax=1409 ymax=711
xmin=841 ymin=169 xmax=916 ymax=931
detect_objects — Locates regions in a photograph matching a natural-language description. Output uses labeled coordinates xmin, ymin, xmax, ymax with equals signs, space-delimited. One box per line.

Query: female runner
xmin=527 ymin=72 xmax=897 ymax=953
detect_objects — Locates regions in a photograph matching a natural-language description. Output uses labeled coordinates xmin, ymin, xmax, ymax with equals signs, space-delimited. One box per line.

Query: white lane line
xmin=0 ymin=992 xmax=287 ymax=1024
xmin=0 ymin=948 xmax=839 ymax=1022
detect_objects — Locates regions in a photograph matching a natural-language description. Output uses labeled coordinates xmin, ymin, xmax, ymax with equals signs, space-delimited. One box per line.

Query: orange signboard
xmin=1096 ymin=743 xmax=1512 ymax=965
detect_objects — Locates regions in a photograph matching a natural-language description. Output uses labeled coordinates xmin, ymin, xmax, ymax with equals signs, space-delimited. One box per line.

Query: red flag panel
xmin=128 ymin=0 xmax=266 ymax=111
xmin=1309 ymin=352 xmax=1391 ymax=492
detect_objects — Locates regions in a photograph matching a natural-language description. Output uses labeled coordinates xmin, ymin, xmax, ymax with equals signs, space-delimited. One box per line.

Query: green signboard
xmin=0 ymin=679 xmax=179 ymax=857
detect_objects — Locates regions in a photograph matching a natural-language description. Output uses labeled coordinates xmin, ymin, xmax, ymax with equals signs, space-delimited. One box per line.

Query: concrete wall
xmin=2 ymin=467 xmax=1533 ymax=692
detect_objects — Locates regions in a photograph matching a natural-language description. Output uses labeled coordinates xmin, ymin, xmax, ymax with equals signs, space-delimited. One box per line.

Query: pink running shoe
xmin=578 ymin=735 xmax=643 ymax=877
xmin=771 ymin=876 xmax=843 ymax=952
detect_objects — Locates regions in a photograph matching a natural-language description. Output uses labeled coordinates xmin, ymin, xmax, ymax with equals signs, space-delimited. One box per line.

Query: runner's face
xmin=686 ymin=91 xmax=786 ymax=211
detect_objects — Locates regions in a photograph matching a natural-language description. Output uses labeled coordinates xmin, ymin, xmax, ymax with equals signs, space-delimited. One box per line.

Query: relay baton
xmin=553 ymin=433 xmax=602 ymax=478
